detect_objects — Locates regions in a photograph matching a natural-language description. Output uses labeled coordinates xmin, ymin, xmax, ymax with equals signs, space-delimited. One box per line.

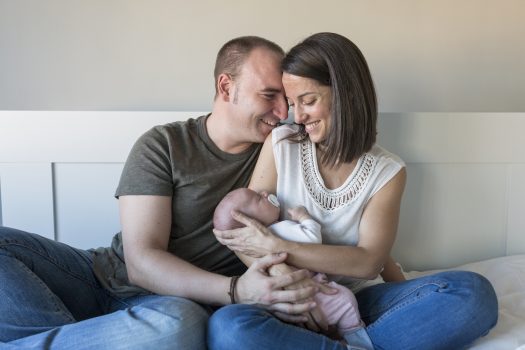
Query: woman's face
xmin=282 ymin=73 xmax=332 ymax=143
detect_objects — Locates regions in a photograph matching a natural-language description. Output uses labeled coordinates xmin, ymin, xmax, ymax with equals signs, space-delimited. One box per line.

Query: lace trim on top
xmin=301 ymin=140 xmax=376 ymax=211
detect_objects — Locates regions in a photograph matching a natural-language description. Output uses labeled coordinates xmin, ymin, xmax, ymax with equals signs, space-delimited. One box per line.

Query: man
xmin=0 ymin=36 xmax=317 ymax=349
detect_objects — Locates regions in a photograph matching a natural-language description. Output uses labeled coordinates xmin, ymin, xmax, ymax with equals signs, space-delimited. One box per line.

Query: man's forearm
xmin=126 ymin=247 xmax=231 ymax=305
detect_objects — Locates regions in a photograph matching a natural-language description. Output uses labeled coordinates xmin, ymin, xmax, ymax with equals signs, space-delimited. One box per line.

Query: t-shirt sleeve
xmin=115 ymin=126 xmax=174 ymax=197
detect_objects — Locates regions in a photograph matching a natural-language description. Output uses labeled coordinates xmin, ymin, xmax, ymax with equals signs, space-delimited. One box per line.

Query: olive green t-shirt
xmin=91 ymin=115 xmax=262 ymax=298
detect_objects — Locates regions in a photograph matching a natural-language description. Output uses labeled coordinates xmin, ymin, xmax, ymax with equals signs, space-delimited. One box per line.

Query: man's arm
xmin=120 ymin=194 xmax=317 ymax=312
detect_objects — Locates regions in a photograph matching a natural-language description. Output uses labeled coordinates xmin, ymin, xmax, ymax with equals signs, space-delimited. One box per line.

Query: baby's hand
xmin=288 ymin=206 xmax=311 ymax=222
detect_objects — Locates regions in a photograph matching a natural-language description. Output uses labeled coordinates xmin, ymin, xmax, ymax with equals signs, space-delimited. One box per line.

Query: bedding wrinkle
xmin=405 ymin=255 xmax=525 ymax=350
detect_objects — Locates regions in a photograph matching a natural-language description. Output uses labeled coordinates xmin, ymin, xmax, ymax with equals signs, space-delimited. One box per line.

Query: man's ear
xmin=217 ymin=73 xmax=233 ymax=102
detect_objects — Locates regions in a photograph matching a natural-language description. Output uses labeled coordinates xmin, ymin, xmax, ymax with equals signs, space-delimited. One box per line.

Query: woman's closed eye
xmin=301 ymin=99 xmax=316 ymax=106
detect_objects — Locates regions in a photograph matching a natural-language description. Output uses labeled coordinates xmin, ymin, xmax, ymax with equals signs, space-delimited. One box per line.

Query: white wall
xmin=0 ymin=0 xmax=524 ymax=112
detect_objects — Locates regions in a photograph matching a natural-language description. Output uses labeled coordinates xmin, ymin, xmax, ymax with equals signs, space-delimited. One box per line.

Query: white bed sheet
xmin=404 ymin=255 xmax=525 ymax=349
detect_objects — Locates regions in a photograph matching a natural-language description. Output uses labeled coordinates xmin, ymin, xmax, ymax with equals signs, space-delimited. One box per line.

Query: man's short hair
xmin=213 ymin=36 xmax=284 ymax=98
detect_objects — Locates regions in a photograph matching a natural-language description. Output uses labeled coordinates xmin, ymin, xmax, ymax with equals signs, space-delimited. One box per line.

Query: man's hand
xmin=266 ymin=261 xmax=338 ymax=331
xmin=236 ymin=253 xmax=319 ymax=320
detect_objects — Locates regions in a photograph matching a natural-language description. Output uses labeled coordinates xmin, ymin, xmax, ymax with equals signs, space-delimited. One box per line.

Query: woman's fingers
xmin=213 ymin=227 xmax=241 ymax=241
xmin=214 ymin=219 xmax=277 ymax=257
xmin=230 ymin=210 xmax=268 ymax=231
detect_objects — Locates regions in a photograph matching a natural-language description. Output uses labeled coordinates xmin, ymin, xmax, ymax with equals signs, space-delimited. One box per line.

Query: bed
xmin=1 ymin=111 xmax=524 ymax=348
xmin=403 ymin=255 xmax=525 ymax=349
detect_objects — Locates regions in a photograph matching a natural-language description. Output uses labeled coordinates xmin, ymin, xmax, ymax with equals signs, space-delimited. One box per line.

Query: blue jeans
xmin=208 ymin=270 xmax=498 ymax=350
xmin=0 ymin=226 xmax=210 ymax=350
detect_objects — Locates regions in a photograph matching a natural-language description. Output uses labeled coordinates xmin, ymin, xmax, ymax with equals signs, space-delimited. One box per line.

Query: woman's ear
xmin=217 ymin=73 xmax=233 ymax=102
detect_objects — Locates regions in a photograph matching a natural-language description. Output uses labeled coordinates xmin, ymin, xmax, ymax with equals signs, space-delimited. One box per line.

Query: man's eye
xmin=263 ymin=94 xmax=275 ymax=100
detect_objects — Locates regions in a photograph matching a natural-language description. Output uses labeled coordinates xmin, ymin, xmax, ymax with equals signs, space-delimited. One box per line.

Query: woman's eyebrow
xmin=297 ymin=92 xmax=317 ymax=98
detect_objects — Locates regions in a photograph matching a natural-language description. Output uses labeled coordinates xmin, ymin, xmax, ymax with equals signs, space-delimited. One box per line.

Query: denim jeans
xmin=208 ymin=270 xmax=498 ymax=350
xmin=0 ymin=226 xmax=209 ymax=350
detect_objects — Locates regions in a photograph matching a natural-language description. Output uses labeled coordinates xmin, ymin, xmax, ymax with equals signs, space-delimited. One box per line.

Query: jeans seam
xmin=8 ymin=254 xmax=77 ymax=323
xmin=1 ymin=238 xmax=157 ymax=312
xmin=365 ymin=280 xmax=448 ymax=331
xmin=0 ymin=241 xmax=101 ymax=290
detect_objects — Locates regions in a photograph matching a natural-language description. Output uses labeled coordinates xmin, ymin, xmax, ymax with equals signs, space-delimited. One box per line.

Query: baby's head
xmin=213 ymin=188 xmax=280 ymax=230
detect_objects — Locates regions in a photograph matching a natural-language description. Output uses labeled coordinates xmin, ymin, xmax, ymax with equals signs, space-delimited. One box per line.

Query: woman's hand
xmin=213 ymin=210 xmax=281 ymax=258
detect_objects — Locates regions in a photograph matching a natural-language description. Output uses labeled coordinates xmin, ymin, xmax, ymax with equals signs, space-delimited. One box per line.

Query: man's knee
xmin=130 ymin=296 xmax=209 ymax=350
xmin=0 ymin=226 xmax=31 ymax=245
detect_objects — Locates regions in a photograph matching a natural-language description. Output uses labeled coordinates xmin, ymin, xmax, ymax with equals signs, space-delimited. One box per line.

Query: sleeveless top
xmin=272 ymin=124 xmax=405 ymax=290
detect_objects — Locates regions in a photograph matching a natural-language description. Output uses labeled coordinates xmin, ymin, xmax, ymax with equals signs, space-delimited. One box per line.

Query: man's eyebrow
xmin=260 ymin=88 xmax=282 ymax=93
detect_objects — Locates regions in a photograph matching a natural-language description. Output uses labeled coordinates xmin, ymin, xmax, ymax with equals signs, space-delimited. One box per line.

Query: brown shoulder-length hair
xmin=281 ymin=32 xmax=377 ymax=167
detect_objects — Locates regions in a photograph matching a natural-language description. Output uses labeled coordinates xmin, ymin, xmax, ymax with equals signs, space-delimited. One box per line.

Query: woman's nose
xmin=294 ymin=107 xmax=306 ymax=124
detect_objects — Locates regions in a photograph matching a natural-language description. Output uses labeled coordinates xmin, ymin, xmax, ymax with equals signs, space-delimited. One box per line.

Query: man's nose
xmin=273 ymin=95 xmax=288 ymax=121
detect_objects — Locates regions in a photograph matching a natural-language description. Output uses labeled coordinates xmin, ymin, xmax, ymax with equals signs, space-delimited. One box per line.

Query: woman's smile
xmin=304 ymin=120 xmax=321 ymax=133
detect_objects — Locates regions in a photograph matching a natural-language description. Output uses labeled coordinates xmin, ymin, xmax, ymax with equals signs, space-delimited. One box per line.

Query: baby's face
xmin=246 ymin=191 xmax=280 ymax=226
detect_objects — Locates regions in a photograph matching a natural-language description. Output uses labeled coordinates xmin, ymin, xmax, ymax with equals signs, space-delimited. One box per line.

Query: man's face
xmin=229 ymin=48 xmax=288 ymax=145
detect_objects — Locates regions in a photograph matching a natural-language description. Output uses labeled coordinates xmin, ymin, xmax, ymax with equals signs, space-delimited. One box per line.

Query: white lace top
xmin=272 ymin=124 xmax=405 ymax=290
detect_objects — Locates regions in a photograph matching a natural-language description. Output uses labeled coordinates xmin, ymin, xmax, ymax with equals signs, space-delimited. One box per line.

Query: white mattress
xmin=404 ymin=255 xmax=525 ymax=349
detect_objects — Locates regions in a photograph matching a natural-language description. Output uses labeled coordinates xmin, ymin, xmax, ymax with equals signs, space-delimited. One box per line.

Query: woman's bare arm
xmin=216 ymin=168 xmax=407 ymax=280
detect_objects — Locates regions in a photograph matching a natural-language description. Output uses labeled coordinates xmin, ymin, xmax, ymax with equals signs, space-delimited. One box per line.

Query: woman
xmin=209 ymin=32 xmax=498 ymax=350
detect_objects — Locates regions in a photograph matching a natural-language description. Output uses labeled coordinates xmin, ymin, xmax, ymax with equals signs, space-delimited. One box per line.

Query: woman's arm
xmin=217 ymin=168 xmax=407 ymax=280
xmin=248 ymin=133 xmax=278 ymax=194
xmin=380 ymin=256 xmax=406 ymax=282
